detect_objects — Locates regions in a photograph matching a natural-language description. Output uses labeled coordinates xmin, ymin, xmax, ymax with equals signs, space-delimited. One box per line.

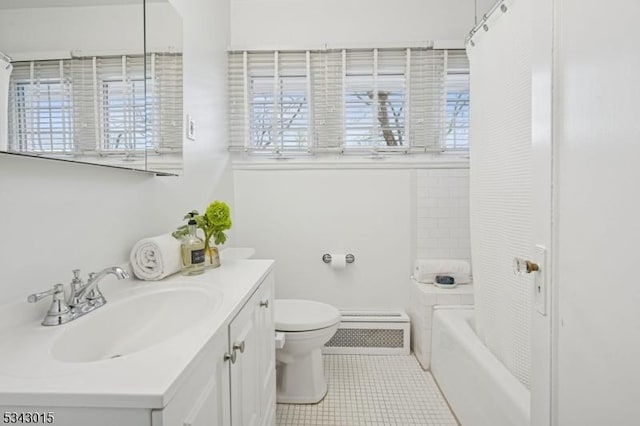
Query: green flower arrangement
xmin=173 ymin=201 xmax=233 ymax=258
xmin=201 ymin=201 xmax=233 ymax=247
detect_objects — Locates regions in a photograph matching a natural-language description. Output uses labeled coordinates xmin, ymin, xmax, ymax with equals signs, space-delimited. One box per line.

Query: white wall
xmin=0 ymin=3 xmax=181 ymax=58
xmin=233 ymin=163 xmax=470 ymax=310
xmin=230 ymin=0 xmax=496 ymax=48
xmin=0 ymin=0 xmax=231 ymax=305
xmin=553 ymin=0 xmax=640 ymax=424
xmin=234 ymin=167 xmax=413 ymax=310
xmin=0 ymin=4 xmax=144 ymax=58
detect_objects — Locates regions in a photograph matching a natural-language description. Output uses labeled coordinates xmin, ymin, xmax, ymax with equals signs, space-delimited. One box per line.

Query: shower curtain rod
xmin=465 ymin=0 xmax=509 ymax=46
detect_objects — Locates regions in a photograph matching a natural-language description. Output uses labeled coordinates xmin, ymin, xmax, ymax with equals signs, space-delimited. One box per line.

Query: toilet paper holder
xmin=322 ymin=253 xmax=355 ymax=264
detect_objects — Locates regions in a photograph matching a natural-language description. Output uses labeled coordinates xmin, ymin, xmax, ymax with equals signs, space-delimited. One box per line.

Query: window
xmin=344 ymin=49 xmax=406 ymax=149
xmin=445 ymin=51 xmax=470 ymax=150
xmin=229 ymin=52 xmax=310 ymax=154
xmin=274 ymin=74 xmax=308 ymax=150
xmin=101 ymin=78 xmax=146 ymax=152
xmin=146 ymin=53 xmax=183 ymax=155
xmin=7 ymin=53 xmax=182 ymax=162
xmin=249 ymin=74 xmax=309 ymax=151
xmin=14 ymin=80 xmax=74 ymax=153
xmin=9 ymin=62 xmax=73 ymax=154
xmin=228 ymin=48 xmax=469 ymax=156
xmin=445 ymin=86 xmax=470 ymax=150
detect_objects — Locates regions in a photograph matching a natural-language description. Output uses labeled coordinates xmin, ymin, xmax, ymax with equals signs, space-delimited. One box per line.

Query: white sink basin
xmin=51 ymin=286 xmax=221 ymax=363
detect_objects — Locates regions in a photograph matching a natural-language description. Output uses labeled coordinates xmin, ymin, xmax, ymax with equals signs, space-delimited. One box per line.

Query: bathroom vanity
xmin=0 ymin=260 xmax=276 ymax=426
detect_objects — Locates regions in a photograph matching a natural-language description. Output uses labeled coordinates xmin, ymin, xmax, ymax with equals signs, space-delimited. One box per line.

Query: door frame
xmin=531 ymin=0 xmax=557 ymax=424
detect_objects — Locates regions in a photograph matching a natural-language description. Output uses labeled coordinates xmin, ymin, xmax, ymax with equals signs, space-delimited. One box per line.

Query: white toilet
xmin=275 ymin=299 xmax=341 ymax=404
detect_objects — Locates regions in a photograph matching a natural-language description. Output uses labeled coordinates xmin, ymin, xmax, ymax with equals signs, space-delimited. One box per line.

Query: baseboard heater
xmin=322 ymin=311 xmax=410 ymax=355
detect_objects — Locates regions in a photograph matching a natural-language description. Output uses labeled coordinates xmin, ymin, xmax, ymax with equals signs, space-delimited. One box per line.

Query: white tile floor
xmin=276 ymin=355 xmax=458 ymax=426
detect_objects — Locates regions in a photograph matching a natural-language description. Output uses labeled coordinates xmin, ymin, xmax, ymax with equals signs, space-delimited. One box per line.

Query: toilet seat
xmin=275 ymin=299 xmax=341 ymax=332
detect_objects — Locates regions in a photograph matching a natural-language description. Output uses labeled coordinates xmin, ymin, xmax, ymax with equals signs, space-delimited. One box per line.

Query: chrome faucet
xmin=75 ymin=267 xmax=129 ymax=306
xmin=27 ymin=266 xmax=130 ymax=326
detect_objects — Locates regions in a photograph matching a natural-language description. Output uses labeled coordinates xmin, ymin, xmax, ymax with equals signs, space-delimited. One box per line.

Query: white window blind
xmin=229 ymin=51 xmax=310 ymax=154
xmin=445 ymin=50 xmax=470 ymax=150
xmin=96 ymin=55 xmax=146 ymax=154
xmin=311 ymin=50 xmax=343 ymax=151
xmin=344 ymin=49 xmax=407 ymax=151
xmin=8 ymin=60 xmax=73 ymax=154
xmin=228 ymin=48 xmax=469 ymax=156
xmin=408 ymin=49 xmax=446 ymax=151
xmin=147 ymin=53 xmax=183 ymax=154
xmin=7 ymin=53 xmax=182 ymax=161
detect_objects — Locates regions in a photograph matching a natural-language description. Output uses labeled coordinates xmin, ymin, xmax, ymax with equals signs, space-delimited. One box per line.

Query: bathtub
xmin=431 ymin=307 xmax=530 ymax=426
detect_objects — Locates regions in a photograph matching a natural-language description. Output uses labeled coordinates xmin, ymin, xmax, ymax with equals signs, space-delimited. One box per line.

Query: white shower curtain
xmin=467 ymin=0 xmax=533 ymax=389
xmin=0 ymin=58 xmax=12 ymax=151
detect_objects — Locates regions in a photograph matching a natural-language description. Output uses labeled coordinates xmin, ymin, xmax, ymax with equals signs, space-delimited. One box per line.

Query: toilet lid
xmin=275 ymin=299 xmax=341 ymax=332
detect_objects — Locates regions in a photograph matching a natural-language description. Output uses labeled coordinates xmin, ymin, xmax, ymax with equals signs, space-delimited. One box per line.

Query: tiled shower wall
xmin=411 ymin=166 xmax=472 ymax=370
xmin=415 ymin=168 xmax=471 ymax=263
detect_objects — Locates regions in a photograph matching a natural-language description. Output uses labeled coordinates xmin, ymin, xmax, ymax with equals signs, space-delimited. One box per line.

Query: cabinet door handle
xmin=224 ymin=351 xmax=237 ymax=364
xmin=233 ymin=341 xmax=245 ymax=354
xmin=260 ymin=299 xmax=269 ymax=308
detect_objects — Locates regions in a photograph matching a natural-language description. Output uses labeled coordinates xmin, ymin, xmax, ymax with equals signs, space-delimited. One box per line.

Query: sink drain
xmin=110 ymin=354 xmax=123 ymax=359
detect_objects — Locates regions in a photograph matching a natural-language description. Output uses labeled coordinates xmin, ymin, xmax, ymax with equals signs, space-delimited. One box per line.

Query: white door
xmin=549 ymin=1 xmax=640 ymax=425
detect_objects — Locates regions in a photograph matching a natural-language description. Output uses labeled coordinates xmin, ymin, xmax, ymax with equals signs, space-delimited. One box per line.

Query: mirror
xmin=0 ymin=0 xmax=183 ymax=175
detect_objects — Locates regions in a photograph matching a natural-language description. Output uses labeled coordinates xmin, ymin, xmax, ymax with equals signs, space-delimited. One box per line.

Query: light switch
xmin=186 ymin=114 xmax=195 ymax=140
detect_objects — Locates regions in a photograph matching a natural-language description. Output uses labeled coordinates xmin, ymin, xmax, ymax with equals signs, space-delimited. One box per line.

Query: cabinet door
xmin=152 ymin=330 xmax=230 ymax=426
xmin=179 ymin=375 xmax=220 ymax=426
xmin=229 ymin=291 xmax=262 ymax=426
xmin=256 ymin=274 xmax=276 ymax=426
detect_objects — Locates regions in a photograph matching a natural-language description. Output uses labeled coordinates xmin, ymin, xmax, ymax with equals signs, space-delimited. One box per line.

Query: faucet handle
xmin=71 ymin=269 xmax=82 ymax=282
xmin=28 ymin=284 xmax=65 ymax=303
xmin=70 ymin=269 xmax=84 ymax=290
xmin=68 ymin=269 xmax=84 ymax=305
xmin=28 ymin=284 xmax=73 ymax=326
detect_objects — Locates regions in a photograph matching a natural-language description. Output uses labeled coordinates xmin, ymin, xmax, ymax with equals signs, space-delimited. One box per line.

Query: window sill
xmin=231 ymin=152 xmax=470 ymax=170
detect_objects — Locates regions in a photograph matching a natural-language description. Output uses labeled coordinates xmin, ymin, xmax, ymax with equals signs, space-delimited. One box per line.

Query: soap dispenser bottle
xmin=181 ymin=212 xmax=205 ymax=275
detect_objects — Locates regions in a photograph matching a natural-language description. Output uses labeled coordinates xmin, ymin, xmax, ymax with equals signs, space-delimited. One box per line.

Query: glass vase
xmin=205 ymin=245 xmax=221 ymax=268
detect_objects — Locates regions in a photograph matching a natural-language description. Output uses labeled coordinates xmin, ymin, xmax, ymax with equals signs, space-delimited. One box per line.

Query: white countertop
xmin=0 ymin=259 xmax=274 ymax=409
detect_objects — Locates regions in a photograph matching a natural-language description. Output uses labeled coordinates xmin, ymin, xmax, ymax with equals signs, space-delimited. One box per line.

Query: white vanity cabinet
xmin=153 ymin=270 xmax=276 ymax=426
xmin=0 ymin=261 xmax=276 ymax=426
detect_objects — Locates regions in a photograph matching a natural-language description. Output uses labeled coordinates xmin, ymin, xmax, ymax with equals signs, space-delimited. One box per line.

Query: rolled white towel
xmin=130 ymin=233 xmax=182 ymax=280
xmin=414 ymin=259 xmax=471 ymax=284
